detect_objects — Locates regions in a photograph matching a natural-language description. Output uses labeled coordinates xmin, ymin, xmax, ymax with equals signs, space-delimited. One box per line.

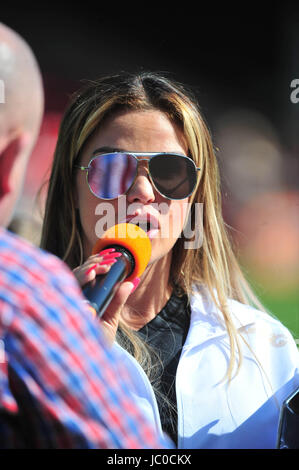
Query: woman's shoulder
xmin=188 ymin=287 xmax=299 ymax=393
xmin=227 ymin=297 xmax=298 ymax=351
xmin=190 ymin=285 xmax=298 ymax=352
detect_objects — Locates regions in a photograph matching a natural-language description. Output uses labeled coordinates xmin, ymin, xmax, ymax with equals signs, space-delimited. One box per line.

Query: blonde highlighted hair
xmin=41 ymin=71 xmax=264 ymax=380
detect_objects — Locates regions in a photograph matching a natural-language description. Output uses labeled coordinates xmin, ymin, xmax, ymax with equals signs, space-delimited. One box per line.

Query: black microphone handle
xmin=82 ymin=249 xmax=133 ymax=318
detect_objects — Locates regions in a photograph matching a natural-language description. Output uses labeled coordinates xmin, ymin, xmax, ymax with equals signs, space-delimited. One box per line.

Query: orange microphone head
xmin=92 ymin=223 xmax=152 ymax=282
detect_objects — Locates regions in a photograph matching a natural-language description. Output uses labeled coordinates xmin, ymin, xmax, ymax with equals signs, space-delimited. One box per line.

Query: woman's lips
xmin=146 ymin=228 xmax=159 ymax=240
xmin=119 ymin=215 xmax=160 ymax=239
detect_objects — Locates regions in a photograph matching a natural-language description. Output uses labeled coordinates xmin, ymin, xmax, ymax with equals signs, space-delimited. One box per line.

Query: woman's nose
xmin=126 ymin=166 xmax=155 ymax=204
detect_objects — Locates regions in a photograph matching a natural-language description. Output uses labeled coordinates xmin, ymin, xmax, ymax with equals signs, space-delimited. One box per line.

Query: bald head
xmin=0 ymin=23 xmax=44 ymax=227
xmin=0 ymin=23 xmax=44 ymax=138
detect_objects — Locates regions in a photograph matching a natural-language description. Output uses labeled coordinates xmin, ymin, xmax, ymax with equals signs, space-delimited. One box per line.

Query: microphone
xmin=82 ymin=223 xmax=151 ymax=318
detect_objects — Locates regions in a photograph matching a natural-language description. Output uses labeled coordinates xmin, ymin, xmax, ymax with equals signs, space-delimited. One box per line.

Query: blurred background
xmin=1 ymin=2 xmax=298 ymax=340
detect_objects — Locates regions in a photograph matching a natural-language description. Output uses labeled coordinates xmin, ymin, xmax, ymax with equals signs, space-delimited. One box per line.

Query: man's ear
xmin=0 ymin=135 xmax=23 ymax=197
xmin=0 ymin=131 xmax=31 ymax=198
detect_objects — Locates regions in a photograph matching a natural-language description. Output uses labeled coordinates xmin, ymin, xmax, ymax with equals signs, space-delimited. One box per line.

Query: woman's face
xmin=76 ymin=109 xmax=190 ymax=265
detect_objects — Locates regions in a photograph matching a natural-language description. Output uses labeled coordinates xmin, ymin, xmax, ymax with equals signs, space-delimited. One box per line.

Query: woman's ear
xmin=73 ymin=191 xmax=79 ymax=210
xmin=72 ymin=171 xmax=79 ymax=209
xmin=73 ymin=189 xmax=79 ymax=209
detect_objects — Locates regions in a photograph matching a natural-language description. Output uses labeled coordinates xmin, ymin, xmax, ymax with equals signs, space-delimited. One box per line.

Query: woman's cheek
xmin=164 ymin=200 xmax=189 ymax=241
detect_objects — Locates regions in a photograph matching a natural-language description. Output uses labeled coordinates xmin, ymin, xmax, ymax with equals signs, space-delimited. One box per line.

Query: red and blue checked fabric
xmin=0 ymin=228 xmax=169 ymax=449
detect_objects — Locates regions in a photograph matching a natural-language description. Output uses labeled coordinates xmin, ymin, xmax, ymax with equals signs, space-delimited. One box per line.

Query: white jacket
xmin=114 ymin=289 xmax=299 ymax=449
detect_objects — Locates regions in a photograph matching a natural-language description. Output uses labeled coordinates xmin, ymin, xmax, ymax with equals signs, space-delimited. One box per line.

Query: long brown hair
xmin=41 ymin=71 xmax=265 ymax=380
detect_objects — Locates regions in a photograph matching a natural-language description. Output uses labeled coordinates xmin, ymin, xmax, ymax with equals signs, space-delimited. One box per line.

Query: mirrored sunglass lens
xmin=149 ymin=154 xmax=197 ymax=199
xmin=88 ymin=153 xmax=137 ymax=198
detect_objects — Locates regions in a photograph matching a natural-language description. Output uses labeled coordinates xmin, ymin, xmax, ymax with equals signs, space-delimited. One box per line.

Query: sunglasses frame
xmin=75 ymin=152 xmax=201 ymax=201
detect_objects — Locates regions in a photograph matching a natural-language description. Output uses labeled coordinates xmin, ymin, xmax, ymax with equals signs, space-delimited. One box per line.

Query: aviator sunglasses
xmin=75 ymin=152 xmax=200 ymax=200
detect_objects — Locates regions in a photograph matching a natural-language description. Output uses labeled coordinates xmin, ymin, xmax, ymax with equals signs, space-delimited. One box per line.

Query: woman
xmin=41 ymin=72 xmax=299 ymax=448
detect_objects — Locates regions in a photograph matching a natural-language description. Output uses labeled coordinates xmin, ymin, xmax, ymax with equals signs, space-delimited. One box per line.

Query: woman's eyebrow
xmin=92 ymin=146 xmax=126 ymax=155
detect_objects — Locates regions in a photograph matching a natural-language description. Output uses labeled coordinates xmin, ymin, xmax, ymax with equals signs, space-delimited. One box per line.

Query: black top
xmin=136 ymin=292 xmax=191 ymax=445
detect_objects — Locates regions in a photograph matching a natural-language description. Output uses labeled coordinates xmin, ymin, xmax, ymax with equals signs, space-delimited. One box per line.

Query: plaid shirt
xmin=0 ymin=228 xmax=169 ymax=449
